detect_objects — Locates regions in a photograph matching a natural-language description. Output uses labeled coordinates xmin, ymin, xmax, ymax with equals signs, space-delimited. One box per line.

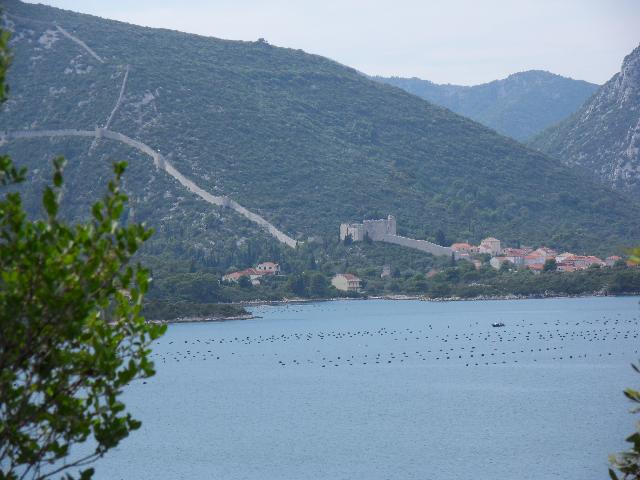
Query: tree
xmin=615 ymin=259 xmax=628 ymax=269
xmin=609 ymin=362 xmax=640 ymax=480
xmin=238 ymin=275 xmax=252 ymax=288
xmin=308 ymin=272 xmax=329 ymax=297
xmin=435 ymin=229 xmax=447 ymax=246
xmin=0 ymin=157 xmax=166 ymax=480
xmin=0 ymin=27 xmax=165 ymax=480
xmin=285 ymin=274 xmax=307 ymax=297
xmin=543 ymin=258 xmax=557 ymax=272
xmin=499 ymin=260 xmax=512 ymax=273
xmin=410 ymin=274 xmax=428 ymax=293
xmin=610 ymin=251 xmax=640 ymax=479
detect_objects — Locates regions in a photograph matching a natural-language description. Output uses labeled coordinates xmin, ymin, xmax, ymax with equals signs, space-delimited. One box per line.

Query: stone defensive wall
xmin=379 ymin=234 xmax=453 ymax=257
xmin=6 ymin=129 xmax=298 ymax=248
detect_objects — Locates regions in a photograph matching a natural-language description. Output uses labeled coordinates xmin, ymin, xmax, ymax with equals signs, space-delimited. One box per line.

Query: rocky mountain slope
xmin=531 ymin=45 xmax=640 ymax=196
xmin=1 ymin=0 xmax=638 ymax=266
xmin=374 ymin=71 xmax=598 ymax=141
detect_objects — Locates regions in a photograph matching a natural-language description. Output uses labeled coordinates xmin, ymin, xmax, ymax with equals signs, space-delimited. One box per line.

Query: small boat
xmin=491 ymin=322 xmax=505 ymax=328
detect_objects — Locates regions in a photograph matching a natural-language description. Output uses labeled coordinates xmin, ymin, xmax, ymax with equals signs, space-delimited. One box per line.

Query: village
xmin=222 ymin=225 xmax=626 ymax=294
xmin=222 ymin=261 xmax=366 ymax=293
xmin=331 ymin=216 xmax=627 ymax=292
xmin=450 ymin=237 xmax=623 ymax=272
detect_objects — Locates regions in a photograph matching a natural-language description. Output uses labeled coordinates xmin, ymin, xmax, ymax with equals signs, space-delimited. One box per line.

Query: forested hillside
xmin=1 ymin=0 xmax=638 ymax=275
xmin=374 ymin=71 xmax=598 ymax=141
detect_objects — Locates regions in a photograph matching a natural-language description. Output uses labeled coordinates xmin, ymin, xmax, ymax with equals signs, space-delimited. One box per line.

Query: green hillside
xmin=373 ymin=71 xmax=598 ymax=141
xmin=1 ymin=0 xmax=639 ymax=269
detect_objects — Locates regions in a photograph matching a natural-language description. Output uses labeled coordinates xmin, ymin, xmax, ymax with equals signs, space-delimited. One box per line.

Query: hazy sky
xmin=24 ymin=0 xmax=640 ymax=85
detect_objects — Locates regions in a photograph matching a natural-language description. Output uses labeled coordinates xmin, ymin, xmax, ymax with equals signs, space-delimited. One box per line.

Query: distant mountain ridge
xmin=531 ymin=45 xmax=640 ymax=196
xmin=1 ymin=0 xmax=639 ymax=267
xmin=373 ymin=71 xmax=598 ymax=141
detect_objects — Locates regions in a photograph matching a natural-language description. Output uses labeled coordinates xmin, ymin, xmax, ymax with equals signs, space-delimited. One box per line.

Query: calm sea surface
xmin=94 ymin=297 xmax=639 ymax=480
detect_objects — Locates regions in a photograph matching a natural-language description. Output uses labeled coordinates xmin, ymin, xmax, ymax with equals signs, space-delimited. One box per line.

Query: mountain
xmin=531 ymin=45 xmax=640 ymax=196
xmin=373 ymin=71 xmax=598 ymax=141
xmin=1 ymin=0 xmax=638 ymax=271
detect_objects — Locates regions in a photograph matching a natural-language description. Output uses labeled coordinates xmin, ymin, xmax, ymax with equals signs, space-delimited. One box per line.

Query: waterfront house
xmin=224 ymin=262 xmax=280 ymax=285
xmin=331 ymin=273 xmax=362 ymax=292
xmin=223 ymin=268 xmax=263 ymax=283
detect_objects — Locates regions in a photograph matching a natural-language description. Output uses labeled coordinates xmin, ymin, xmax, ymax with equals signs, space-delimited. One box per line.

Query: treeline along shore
xmin=143 ymin=263 xmax=640 ymax=322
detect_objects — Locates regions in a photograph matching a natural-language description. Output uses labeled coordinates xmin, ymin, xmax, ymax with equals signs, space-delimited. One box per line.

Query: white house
xmin=331 ymin=273 xmax=362 ymax=292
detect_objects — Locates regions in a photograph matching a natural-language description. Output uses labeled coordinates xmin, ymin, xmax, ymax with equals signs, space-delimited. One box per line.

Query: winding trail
xmin=55 ymin=25 xmax=104 ymax=63
xmin=90 ymin=65 xmax=129 ymax=151
xmin=104 ymin=65 xmax=129 ymax=130
xmin=6 ymin=128 xmax=298 ymax=248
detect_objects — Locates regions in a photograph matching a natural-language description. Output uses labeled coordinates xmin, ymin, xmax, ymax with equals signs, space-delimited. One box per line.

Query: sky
xmin=23 ymin=0 xmax=640 ymax=86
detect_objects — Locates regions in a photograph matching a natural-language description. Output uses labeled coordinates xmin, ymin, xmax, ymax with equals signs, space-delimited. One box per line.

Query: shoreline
xmin=152 ymin=291 xmax=639 ymax=324
xmin=148 ymin=314 xmax=257 ymax=325
xmin=238 ymin=290 xmax=638 ymax=306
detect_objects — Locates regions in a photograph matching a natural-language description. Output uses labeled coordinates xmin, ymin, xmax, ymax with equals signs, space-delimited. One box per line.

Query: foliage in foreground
xmin=0 ymin=24 xmax=164 ymax=479
xmin=609 ymin=362 xmax=640 ymax=480
xmin=0 ymin=156 xmax=165 ymax=480
xmin=0 ymin=22 xmax=165 ymax=479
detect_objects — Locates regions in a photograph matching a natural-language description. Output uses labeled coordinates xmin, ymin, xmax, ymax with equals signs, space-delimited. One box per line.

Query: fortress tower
xmin=362 ymin=214 xmax=396 ymax=240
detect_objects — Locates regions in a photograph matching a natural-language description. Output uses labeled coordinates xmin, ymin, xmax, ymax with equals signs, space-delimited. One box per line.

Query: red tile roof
xmin=451 ymin=242 xmax=473 ymax=250
xmin=258 ymin=262 xmax=279 ymax=268
xmin=340 ymin=273 xmax=360 ymax=281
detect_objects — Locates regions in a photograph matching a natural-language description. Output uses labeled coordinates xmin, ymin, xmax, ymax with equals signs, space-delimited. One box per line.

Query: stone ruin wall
xmin=340 ymin=215 xmax=452 ymax=257
xmin=380 ymin=234 xmax=453 ymax=257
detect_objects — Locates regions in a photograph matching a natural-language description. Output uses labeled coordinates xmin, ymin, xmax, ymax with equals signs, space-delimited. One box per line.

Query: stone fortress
xmin=340 ymin=215 xmax=453 ymax=257
xmin=340 ymin=215 xmax=397 ymax=242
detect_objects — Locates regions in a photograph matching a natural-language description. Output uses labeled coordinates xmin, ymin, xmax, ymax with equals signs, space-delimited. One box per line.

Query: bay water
xmin=95 ymin=297 xmax=639 ymax=479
